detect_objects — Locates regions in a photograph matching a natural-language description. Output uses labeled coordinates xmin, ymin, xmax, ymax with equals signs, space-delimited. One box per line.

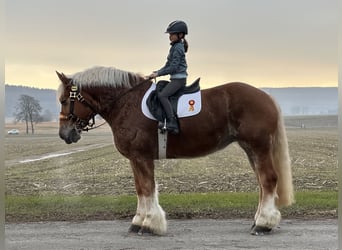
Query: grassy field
xmin=5 ymin=116 xmax=338 ymax=222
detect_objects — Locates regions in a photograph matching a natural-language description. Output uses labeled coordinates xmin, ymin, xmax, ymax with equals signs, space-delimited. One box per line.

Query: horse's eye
xmin=61 ymin=99 xmax=67 ymax=105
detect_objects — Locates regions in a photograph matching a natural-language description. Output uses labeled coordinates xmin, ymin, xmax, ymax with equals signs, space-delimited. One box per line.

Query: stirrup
xmin=158 ymin=119 xmax=167 ymax=134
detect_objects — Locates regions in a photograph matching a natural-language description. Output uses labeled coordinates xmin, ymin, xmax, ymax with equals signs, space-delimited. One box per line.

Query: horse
xmin=56 ymin=66 xmax=294 ymax=236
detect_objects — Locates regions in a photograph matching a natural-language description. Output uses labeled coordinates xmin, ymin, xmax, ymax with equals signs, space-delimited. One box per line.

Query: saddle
xmin=146 ymin=78 xmax=201 ymax=123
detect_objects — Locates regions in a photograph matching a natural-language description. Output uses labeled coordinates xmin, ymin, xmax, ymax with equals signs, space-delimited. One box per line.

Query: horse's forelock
xmin=69 ymin=66 xmax=143 ymax=88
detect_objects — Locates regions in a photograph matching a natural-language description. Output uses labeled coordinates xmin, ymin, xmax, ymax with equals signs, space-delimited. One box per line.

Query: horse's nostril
xmin=70 ymin=128 xmax=77 ymax=137
xmin=70 ymin=128 xmax=81 ymax=142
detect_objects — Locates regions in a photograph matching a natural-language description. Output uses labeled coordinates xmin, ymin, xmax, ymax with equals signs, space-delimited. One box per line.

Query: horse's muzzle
xmin=59 ymin=127 xmax=81 ymax=144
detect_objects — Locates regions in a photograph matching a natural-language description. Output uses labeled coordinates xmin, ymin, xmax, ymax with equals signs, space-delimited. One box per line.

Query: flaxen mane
xmin=71 ymin=66 xmax=143 ymax=88
xmin=57 ymin=66 xmax=144 ymax=98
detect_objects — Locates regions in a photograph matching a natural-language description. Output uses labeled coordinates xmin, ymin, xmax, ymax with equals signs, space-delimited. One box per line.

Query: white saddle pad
xmin=141 ymin=84 xmax=202 ymax=120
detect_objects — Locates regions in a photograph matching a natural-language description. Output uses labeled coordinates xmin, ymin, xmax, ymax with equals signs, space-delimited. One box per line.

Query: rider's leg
xmin=157 ymin=78 xmax=186 ymax=134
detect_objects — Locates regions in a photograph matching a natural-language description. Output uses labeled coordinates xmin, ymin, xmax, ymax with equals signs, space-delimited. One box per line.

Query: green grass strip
xmin=5 ymin=191 xmax=337 ymax=222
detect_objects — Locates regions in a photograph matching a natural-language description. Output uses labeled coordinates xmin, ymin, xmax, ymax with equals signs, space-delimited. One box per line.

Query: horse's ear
xmin=56 ymin=71 xmax=70 ymax=85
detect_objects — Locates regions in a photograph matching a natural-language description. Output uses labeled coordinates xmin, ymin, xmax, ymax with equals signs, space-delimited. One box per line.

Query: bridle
xmin=59 ymin=83 xmax=102 ymax=131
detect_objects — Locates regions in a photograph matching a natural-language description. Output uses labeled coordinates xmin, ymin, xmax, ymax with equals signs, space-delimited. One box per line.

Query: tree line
xmin=14 ymin=94 xmax=55 ymax=134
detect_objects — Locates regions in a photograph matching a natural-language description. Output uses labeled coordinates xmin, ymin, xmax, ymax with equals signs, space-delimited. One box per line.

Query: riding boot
xmin=166 ymin=116 xmax=180 ymax=135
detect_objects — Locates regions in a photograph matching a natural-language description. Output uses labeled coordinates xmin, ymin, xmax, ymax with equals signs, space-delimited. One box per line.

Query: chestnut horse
xmin=56 ymin=66 xmax=294 ymax=236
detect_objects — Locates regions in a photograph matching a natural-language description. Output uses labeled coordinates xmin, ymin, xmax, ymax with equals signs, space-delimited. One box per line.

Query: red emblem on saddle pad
xmin=188 ymin=100 xmax=195 ymax=111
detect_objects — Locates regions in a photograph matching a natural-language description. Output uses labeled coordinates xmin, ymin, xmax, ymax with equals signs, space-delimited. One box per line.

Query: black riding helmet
xmin=165 ymin=20 xmax=188 ymax=35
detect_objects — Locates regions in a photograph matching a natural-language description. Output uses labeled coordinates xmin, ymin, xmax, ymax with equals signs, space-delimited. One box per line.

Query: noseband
xmin=60 ymin=84 xmax=98 ymax=131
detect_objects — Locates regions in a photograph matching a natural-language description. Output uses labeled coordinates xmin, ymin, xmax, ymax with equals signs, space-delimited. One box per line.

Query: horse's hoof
xmin=128 ymin=224 xmax=141 ymax=234
xmin=138 ymin=226 xmax=155 ymax=236
xmin=250 ymin=225 xmax=272 ymax=236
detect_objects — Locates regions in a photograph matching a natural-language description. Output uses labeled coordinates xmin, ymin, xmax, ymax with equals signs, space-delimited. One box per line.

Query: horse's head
xmin=56 ymin=71 xmax=97 ymax=144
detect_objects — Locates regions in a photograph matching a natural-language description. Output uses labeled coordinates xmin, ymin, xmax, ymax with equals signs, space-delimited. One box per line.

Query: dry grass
xmin=5 ymin=117 xmax=337 ymax=196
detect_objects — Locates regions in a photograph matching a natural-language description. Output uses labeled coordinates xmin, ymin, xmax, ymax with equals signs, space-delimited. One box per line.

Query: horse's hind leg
xmin=238 ymin=142 xmax=263 ymax=229
xmin=129 ymin=159 xmax=167 ymax=235
xmin=251 ymin=150 xmax=281 ymax=235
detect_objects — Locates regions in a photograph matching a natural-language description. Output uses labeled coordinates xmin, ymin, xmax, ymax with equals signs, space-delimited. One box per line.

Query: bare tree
xmin=14 ymin=95 xmax=42 ymax=134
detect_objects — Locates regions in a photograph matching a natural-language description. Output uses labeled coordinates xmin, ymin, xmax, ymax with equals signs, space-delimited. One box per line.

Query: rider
xmin=149 ymin=20 xmax=189 ymax=135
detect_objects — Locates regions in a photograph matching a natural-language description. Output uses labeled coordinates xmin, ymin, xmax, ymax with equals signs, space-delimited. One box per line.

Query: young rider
xmin=149 ymin=20 xmax=189 ymax=135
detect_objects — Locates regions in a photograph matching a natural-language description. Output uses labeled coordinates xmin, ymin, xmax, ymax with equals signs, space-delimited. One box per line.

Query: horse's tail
xmin=272 ymin=102 xmax=295 ymax=207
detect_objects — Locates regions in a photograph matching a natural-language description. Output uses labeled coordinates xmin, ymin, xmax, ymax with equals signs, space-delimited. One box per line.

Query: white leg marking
xmin=132 ymin=195 xmax=146 ymax=226
xmin=254 ymin=201 xmax=261 ymax=222
xmin=255 ymin=192 xmax=281 ymax=228
xmin=142 ymin=188 xmax=167 ymax=235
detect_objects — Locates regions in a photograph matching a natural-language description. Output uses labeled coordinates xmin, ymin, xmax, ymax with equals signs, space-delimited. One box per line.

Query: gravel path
xmin=6 ymin=219 xmax=338 ymax=250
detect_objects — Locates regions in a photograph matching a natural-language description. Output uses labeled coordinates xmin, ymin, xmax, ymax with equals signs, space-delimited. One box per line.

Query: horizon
xmin=5 ymin=84 xmax=338 ymax=121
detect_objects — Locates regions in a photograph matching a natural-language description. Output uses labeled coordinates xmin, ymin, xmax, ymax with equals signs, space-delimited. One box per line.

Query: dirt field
xmin=4 ymin=116 xmax=338 ymax=196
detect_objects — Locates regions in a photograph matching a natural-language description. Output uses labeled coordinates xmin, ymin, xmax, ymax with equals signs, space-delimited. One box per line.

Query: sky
xmin=5 ymin=0 xmax=337 ymax=89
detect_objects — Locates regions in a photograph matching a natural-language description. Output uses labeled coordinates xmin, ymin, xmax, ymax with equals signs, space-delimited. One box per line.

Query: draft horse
xmin=57 ymin=66 xmax=294 ymax=236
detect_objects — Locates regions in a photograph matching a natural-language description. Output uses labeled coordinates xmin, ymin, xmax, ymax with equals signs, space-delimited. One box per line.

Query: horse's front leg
xmin=129 ymin=159 xmax=167 ymax=235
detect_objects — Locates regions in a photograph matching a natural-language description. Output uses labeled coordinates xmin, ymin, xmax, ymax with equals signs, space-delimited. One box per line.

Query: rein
xmin=61 ymin=77 xmax=152 ymax=132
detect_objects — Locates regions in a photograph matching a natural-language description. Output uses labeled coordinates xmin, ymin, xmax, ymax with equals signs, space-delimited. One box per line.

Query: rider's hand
xmin=148 ymin=72 xmax=158 ymax=79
